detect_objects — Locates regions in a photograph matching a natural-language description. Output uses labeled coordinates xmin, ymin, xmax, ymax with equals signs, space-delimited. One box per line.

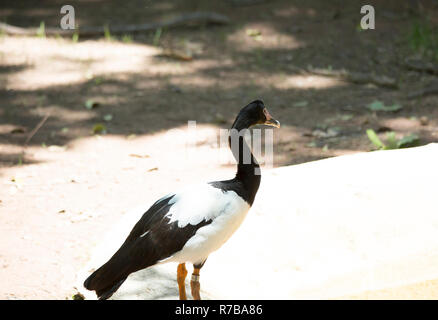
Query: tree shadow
xmin=110 ymin=264 xmax=213 ymax=300
xmin=111 ymin=266 xmax=180 ymax=300
xmin=0 ymin=0 xmax=436 ymax=169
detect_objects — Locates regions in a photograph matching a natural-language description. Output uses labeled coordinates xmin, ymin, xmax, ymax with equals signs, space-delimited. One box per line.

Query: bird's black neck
xmin=228 ymin=118 xmax=261 ymax=205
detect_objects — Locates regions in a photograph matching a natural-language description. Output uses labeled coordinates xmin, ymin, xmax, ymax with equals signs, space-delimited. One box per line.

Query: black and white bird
xmin=83 ymin=100 xmax=280 ymax=300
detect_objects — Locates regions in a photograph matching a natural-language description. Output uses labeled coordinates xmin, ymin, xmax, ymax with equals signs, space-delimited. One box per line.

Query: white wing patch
xmin=165 ymin=184 xmax=241 ymax=228
xmin=161 ymin=183 xmax=251 ymax=264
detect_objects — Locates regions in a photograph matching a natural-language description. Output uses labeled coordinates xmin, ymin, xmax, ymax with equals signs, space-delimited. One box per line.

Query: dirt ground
xmin=0 ymin=0 xmax=438 ymax=299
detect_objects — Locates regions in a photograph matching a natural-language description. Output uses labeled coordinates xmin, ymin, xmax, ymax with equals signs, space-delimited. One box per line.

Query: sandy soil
xmin=0 ymin=0 xmax=438 ymax=299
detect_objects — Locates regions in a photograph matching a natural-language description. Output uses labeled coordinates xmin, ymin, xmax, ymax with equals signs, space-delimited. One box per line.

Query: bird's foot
xmin=190 ymin=273 xmax=201 ymax=300
xmin=177 ymin=263 xmax=188 ymax=300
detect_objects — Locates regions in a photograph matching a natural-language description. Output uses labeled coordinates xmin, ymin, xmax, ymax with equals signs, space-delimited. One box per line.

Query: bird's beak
xmin=263 ymin=108 xmax=281 ymax=128
xmin=265 ymin=118 xmax=280 ymax=128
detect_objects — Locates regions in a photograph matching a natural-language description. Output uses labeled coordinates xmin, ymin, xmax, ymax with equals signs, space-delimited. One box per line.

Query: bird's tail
xmin=83 ymin=259 xmax=128 ymax=300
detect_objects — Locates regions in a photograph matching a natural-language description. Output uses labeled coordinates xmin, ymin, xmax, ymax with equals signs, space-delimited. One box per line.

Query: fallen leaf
xmin=92 ymin=123 xmax=107 ymax=134
xmin=72 ymin=293 xmax=85 ymax=300
xmin=292 ymin=101 xmax=309 ymax=108
xmin=420 ymin=116 xmax=429 ymax=126
xmin=312 ymin=128 xmax=340 ymax=138
xmin=397 ymin=134 xmax=420 ymax=148
xmin=10 ymin=127 xmax=26 ymax=134
xmin=94 ymin=77 xmax=103 ymax=85
xmin=246 ymin=29 xmax=262 ymax=37
xmin=161 ymin=49 xmax=193 ymax=61
xmin=366 ymin=100 xmax=402 ymax=112
xmin=340 ymin=114 xmax=353 ymax=121
xmin=85 ymin=99 xmax=100 ymax=109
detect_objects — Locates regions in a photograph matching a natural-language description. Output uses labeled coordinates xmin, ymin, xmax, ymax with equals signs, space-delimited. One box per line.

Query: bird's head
xmin=232 ymin=100 xmax=280 ymax=130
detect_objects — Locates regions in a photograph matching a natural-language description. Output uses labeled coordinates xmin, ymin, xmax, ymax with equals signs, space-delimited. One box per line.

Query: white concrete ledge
xmin=77 ymin=143 xmax=438 ymax=299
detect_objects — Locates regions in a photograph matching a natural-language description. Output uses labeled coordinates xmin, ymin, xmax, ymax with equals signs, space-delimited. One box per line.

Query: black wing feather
xmin=84 ymin=194 xmax=211 ymax=299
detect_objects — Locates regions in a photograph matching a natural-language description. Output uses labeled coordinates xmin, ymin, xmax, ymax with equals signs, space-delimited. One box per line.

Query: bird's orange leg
xmin=177 ymin=263 xmax=188 ymax=300
xmin=190 ymin=267 xmax=201 ymax=300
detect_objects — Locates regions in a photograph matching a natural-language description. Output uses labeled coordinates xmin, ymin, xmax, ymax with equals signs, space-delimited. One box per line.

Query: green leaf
xmin=72 ymin=293 xmax=85 ymax=300
xmin=246 ymin=29 xmax=262 ymax=37
xmin=367 ymin=101 xmax=384 ymax=110
xmin=340 ymin=114 xmax=353 ymax=121
xmin=366 ymin=100 xmax=402 ymax=112
xmin=385 ymin=131 xmax=398 ymax=150
xmin=72 ymin=32 xmax=79 ymax=43
xmin=385 ymin=103 xmax=403 ymax=112
xmin=366 ymin=129 xmax=385 ymax=149
xmin=104 ymin=24 xmax=113 ymax=41
xmin=153 ymin=27 xmax=162 ymax=46
xmin=103 ymin=114 xmax=113 ymax=122
xmin=37 ymin=21 xmax=45 ymax=38
xmin=94 ymin=77 xmax=103 ymax=85
xmin=92 ymin=123 xmax=107 ymax=134
xmin=122 ymin=34 xmax=132 ymax=43
xmin=85 ymin=99 xmax=99 ymax=109
xmin=397 ymin=134 xmax=420 ymax=148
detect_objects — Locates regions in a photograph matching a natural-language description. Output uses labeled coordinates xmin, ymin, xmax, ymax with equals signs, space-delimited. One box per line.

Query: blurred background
xmin=0 ymin=0 xmax=437 ymax=299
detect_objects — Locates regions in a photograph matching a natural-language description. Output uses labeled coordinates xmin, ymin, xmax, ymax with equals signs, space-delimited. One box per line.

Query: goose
xmin=83 ymin=100 xmax=280 ymax=300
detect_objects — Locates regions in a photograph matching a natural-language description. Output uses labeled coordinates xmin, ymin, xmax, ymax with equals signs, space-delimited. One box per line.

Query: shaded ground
xmin=0 ymin=0 xmax=437 ymax=299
